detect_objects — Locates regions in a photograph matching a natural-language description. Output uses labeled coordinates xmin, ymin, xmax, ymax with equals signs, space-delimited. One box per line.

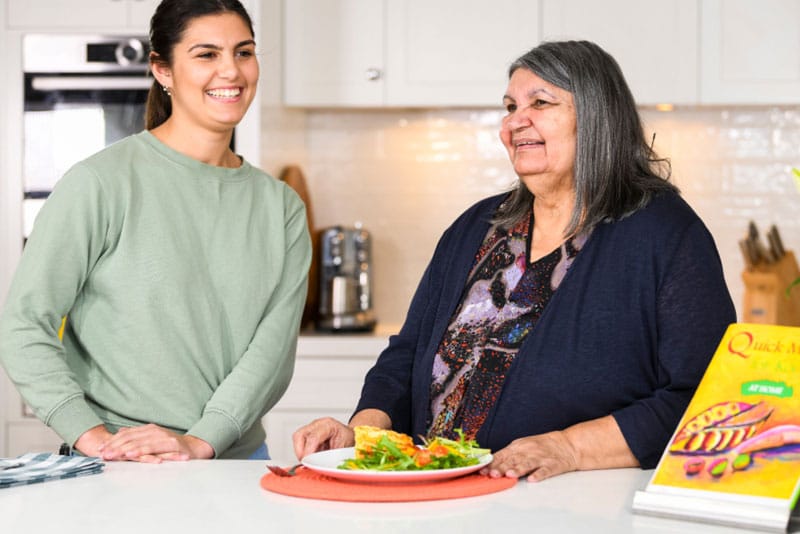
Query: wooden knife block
xmin=741 ymin=251 xmax=800 ymax=326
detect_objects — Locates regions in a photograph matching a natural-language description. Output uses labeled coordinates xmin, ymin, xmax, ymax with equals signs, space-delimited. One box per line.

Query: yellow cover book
xmin=633 ymin=323 xmax=800 ymax=532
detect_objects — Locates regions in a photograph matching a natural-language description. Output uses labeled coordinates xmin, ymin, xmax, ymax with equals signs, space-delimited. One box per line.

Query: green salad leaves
xmin=338 ymin=428 xmax=490 ymax=471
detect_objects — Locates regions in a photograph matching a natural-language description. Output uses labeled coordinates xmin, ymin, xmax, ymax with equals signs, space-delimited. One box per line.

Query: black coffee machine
xmin=316 ymin=224 xmax=377 ymax=332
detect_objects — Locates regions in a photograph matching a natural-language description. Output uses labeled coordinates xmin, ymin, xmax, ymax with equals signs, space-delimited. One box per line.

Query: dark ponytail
xmin=145 ymin=79 xmax=172 ymax=130
xmin=144 ymin=0 xmax=254 ymax=130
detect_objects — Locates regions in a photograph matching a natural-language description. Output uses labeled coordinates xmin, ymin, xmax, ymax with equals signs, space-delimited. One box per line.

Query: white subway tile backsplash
xmin=262 ymin=106 xmax=800 ymax=326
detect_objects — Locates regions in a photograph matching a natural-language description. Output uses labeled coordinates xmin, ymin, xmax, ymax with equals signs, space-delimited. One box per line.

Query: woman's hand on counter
xmin=96 ymin=424 xmax=214 ymax=463
xmin=292 ymin=409 xmax=391 ymax=460
xmin=292 ymin=417 xmax=355 ymax=460
xmin=482 ymin=431 xmax=579 ymax=481
xmin=74 ymin=424 xmax=115 ymax=457
xmin=482 ymin=415 xmax=638 ymax=481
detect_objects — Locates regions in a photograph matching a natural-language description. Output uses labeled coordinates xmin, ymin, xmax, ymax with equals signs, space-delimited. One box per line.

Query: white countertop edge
xmin=296 ymin=325 xmax=398 ymax=357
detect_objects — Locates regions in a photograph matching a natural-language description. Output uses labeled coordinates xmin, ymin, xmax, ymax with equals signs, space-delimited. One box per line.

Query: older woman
xmin=293 ymin=40 xmax=736 ymax=481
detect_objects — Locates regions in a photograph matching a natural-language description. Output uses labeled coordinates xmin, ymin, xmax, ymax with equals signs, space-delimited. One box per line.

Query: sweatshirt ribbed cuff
xmin=46 ymin=396 xmax=105 ymax=447
xmin=187 ymin=411 xmax=241 ymax=458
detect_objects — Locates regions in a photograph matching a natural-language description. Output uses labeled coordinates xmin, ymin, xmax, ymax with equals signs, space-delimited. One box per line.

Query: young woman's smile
xmin=155 ymin=12 xmax=259 ymax=134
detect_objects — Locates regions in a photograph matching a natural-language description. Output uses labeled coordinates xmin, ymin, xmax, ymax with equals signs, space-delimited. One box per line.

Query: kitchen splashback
xmin=261 ymin=106 xmax=800 ymax=326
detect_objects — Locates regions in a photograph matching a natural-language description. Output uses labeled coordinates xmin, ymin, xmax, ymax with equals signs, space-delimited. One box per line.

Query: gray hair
xmin=492 ymin=40 xmax=676 ymax=235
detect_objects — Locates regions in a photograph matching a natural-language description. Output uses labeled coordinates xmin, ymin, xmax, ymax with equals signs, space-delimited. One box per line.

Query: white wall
xmin=260 ymin=105 xmax=800 ymax=327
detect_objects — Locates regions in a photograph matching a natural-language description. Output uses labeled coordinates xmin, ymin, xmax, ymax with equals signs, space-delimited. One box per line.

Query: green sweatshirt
xmin=0 ymin=131 xmax=311 ymax=458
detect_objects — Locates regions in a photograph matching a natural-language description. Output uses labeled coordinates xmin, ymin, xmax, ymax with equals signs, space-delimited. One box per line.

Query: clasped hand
xmin=75 ymin=423 xmax=214 ymax=463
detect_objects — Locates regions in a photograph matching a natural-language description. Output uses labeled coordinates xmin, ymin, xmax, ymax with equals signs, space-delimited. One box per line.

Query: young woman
xmin=0 ymin=0 xmax=311 ymax=462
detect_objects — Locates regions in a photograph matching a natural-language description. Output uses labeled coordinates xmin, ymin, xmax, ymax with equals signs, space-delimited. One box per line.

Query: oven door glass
xmin=23 ymin=74 xmax=149 ymax=237
xmin=24 ymin=75 xmax=149 ymax=193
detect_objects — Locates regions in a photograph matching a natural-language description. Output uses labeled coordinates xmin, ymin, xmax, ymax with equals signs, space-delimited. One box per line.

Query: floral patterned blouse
xmin=427 ymin=209 xmax=588 ymax=440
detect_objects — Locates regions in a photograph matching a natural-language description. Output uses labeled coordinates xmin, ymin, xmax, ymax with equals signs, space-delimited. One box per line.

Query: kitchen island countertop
xmin=0 ymin=460 xmax=782 ymax=533
xmin=296 ymin=324 xmax=397 ymax=358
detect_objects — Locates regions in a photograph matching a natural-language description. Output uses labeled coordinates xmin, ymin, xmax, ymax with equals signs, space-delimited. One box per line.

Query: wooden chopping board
xmin=279 ymin=165 xmax=319 ymax=328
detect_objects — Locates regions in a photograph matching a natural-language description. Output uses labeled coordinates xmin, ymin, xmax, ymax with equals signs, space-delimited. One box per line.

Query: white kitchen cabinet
xmin=700 ymin=0 xmax=800 ymax=104
xmin=283 ymin=0 xmax=540 ymax=107
xmin=383 ymin=1 xmax=540 ymax=107
xmin=6 ymin=0 xmax=160 ymax=32
xmin=540 ymin=0 xmax=698 ymax=105
xmin=283 ymin=0 xmax=384 ymax=106
xmin=263 ymin=334 xmax=389 ymax=465
xmin=126 ymin=0 xmax=162 ymax=31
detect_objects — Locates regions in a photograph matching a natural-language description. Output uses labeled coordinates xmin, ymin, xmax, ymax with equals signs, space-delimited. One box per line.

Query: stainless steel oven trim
xmin=30 ymin=76 xmax=153 ymax=91
xmin=23 ymin=34 xmax=150 ymax=73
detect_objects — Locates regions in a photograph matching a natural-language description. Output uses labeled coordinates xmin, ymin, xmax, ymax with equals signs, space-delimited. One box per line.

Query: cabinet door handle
xmin=365 ymin=68 xmax=382 ymax=82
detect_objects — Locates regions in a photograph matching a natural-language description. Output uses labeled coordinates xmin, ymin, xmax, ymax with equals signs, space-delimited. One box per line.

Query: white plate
xmin=301 ymin=447 xmax=492 ymax=483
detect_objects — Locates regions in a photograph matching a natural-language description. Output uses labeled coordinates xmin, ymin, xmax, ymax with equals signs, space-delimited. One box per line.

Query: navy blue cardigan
xmin=356 ymin=191 xmax=736 ymax=468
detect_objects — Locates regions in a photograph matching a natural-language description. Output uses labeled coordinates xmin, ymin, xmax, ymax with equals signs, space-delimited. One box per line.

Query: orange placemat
xmin=260 ymin=467 xmax=517 ymax=502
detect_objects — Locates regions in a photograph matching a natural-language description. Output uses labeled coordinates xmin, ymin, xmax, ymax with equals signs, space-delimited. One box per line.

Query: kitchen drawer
xmin=274 ymin=357 xmax=376 ymax=411
xmin=296 ymin=332 xmax=392 ymax=357
xmin=265 ymin=353 xmax=381 ymax=465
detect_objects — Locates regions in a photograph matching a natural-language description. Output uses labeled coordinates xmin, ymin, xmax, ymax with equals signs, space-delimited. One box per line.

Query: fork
xmin=266 ymin=463 xmax=302 ymax=477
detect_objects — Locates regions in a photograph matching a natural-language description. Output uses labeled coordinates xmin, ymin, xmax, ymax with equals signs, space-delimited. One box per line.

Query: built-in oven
xmin=22 ymin=34 xmax=152 ymax=239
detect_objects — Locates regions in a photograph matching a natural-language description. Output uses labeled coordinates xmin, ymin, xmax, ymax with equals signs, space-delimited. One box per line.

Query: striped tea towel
xmin=0 ymin=452 xmax=104 ymax=489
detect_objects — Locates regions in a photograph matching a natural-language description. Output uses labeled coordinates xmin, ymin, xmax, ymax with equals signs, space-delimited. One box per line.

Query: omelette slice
xmin=353 ymin=425 xmax=416 ymax=459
